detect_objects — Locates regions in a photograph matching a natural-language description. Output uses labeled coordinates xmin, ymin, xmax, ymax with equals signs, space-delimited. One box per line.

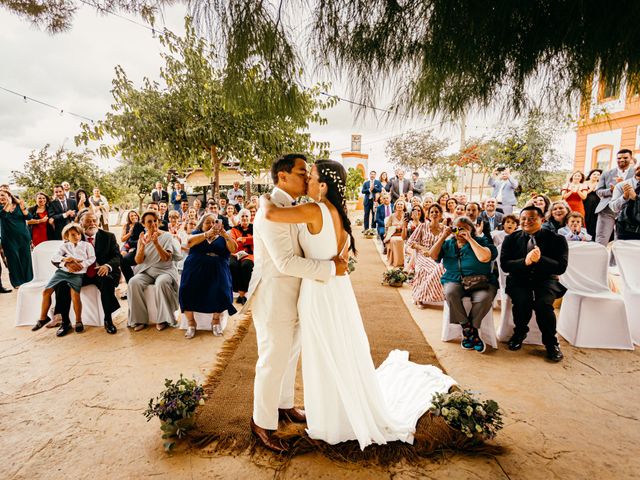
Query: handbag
xmin=457 ymin=248 xmax=490 ymax=292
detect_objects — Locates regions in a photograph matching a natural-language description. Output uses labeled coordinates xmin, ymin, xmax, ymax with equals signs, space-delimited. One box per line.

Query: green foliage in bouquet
xmin=348 ymin=255 xmax=357 ymax=274
xmin=144 ymin=375 xmax=206 ymax=451
xmin=363 ymin=228 xmax=377 ymax=238
xmin=382 ymin=268 xmax=408 ymax=285
xmin=430 ymin=390 xmax=503 ymax=439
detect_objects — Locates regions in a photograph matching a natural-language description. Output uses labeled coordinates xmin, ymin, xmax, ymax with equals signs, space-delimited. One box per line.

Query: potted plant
xmin=429 ymin=390 xmax=503 ymax=441
xmin=363 ymin=228 xmax=377 ymax=238
xmin=382 ymin=268 xmax=408 ymax=287
xmin=144 ymin=375 xmax=207 ymax=451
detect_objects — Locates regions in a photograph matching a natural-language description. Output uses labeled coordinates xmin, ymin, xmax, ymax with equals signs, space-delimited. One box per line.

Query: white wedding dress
xmin=297 ymin=203 xmax=456 ymax=450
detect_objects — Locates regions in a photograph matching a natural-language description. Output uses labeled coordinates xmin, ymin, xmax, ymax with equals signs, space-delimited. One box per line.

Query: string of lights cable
xmin=0 ymin=85 xmax=95 ymax=123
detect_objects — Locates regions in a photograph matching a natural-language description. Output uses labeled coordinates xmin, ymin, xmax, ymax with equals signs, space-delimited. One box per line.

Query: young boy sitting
xmin=558 ymin=212 xmax=592 ymax=242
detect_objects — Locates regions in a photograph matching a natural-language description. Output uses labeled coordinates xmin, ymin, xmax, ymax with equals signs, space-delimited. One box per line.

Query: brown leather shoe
xmin=278 ymin=407 xmax=306 ymax=423
xmin=250 ymin=418 xmax=289 ymax=454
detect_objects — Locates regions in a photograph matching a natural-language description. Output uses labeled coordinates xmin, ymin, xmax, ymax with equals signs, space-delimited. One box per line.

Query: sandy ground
xmin=1 ymin=231 xmax=639 ymax=479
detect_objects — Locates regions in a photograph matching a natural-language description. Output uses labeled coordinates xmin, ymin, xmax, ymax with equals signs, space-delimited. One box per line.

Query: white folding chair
xmin=612 ymin=240 xmax=640 ymax=345
xmin=558 ymin=242 xmax=633 ymax=350
xmin=441 ymin=297 xmax=498 ymax=349
xmin=495 ymin=248 xmax=543 ymax=345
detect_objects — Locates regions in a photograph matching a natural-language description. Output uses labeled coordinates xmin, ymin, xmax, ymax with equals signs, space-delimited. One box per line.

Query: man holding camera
xmin=488 ymin=167 xmax=518 ymax=214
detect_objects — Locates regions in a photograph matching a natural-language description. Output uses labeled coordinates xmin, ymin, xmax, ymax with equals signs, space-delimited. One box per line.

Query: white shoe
xmin=212 ymin=324 xmax=223 ymax=336
xmin=184 ymin=326 xmax=196 ymax=339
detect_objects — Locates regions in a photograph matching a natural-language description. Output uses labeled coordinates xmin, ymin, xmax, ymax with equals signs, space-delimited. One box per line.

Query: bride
xmin=261 ymin=159 xmax=455 ymax=449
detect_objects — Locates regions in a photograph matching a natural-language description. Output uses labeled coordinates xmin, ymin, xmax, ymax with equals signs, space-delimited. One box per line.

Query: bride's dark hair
xmin=315 ymin=159 xmax=357 ymax=255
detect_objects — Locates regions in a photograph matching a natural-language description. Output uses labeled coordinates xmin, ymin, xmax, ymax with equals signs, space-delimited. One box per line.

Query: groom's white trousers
xmin=252 ymin=281 xmax=301 ymax=430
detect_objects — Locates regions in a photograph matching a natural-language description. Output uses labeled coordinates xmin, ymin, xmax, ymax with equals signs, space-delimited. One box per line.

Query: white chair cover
xmin=16 ymin=240 xmax=109 ymax=327
xmin=441 ymin=297 xmax=498 ymax=348
xmin=612 ymin=240 xmax=640 ymax=345
xmin=495 ymin=247 xmax=543 ymax=345
xmin=557 ymin=242 xmax=633 ymax=349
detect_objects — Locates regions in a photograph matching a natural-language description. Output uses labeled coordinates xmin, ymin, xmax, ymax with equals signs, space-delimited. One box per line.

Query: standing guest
xmin=247 ymin=203 xmax=258 ymax=223
xmin=158 ymin=201 xmax=170 ymax=225
xmin=595 ymin=149 xmax=634 ymax=246
xmin=229 ymin=209 xmax=255 ymax=306
xmin=151 ymin=182 xmax=169 ymax=203
xmin=542 ymin=200 xmax=570 ymax=233
xmin=379 ymin=171 xmax=390 ymax=192
xmin=375 ymin=194 xmax=393 ymax=249
xmin=489 ymin=167 xmax=519 ymax=214
xmin=500 ymin=206 xmax=568 ymax=362
xmin=465 ymin=202 xmax=493 ymax=242
xmin=47 ymin=184 xmax=77 ymax=240
xmin=384 ymin=199 xmax=407 ymax=267
xmin=89 ymin=187 xmax=109 ymax=231
xmin=61 ymin=181 xmax=75 ymax=200
xmin=205 ymin=201 xmax=230 ymax=230
xmin=27 ymin=192 xmax=54 ymax=247
xmin=170 ymin=182 xmax=188 ymax=211
xmin=530 ymin=194 xmax=551 ymax=217
xmin=53 ymin=212 xmax=121 ymax=336
xmin=179 ymin=199 xmax=190 ymax=222
xmin=422 ymin=196 xmax=434 ymax=212
xmin=453 ymin=191 xmax=468 ymax=206
xmin=34 ymin=223 xmax=95 ymax=333
xmin=233 ymin=194 xmax=246 ymax=213
xmin=610 ymin=164 xmax=640 ymax=240
xmin=218 ymin=196 xmax=228 ymax=212
xmin=583 ymin=169 xmax=603 ymax=239
xmin=228 ymin=181 xmax=245 ymax=207
xmin=429 ymin=216 xmax=498 ymax=353
xmin=388 ymin=169 xmax=412 ymax=204
xmin=180 ymin=213 xmax=238 ymax=339
xmin=408 ymin=204 xmax=446 ymax=308
xmin=128 ymin=210 xmax=183 ymax=332
xmin=75 ymin=189 xmax=91 ymax=210
xmin=561 ymin=171 xmax=589 ymax=216
xmin=491 ymin=214 xmax=519 ymax=247
xmin=224 ymin=203 xmax=239 ymax=228
xmin=361 ymin=170 xmax=383 ymax=231
xmin=0 ymin=190 xmax=33 ymax=288
xmin=410 ymin=196 xmax=422 ymax=210
xmin=192 ymin=198 xmax=204 ymax=218
xmin=437 ymin=192 xmax=450 ymax=210
xmin=558 ymin=212 xmax=592 ymax=242
xmin=412 ymin=172 xmax=425 ymax=196
xmin=480 ymin=197 xmax=503 ymax=232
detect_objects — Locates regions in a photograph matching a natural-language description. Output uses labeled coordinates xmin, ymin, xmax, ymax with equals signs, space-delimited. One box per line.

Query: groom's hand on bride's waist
xmin=332 ymin=255 xmax=348 ymax=276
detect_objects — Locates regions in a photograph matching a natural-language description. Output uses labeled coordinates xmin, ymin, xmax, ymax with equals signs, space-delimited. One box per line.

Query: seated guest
xmin=167 ymin=210 xmax=182 ymax=236
xmin=247 ymin=202 xmax=258 ymax=223
xmin=454 ymin=203 xmax=466 ymax=217
xmin=229 ymin=209 xmax=254 ymax=305
xmin=179 ymin=199 xmax=190 ymax=222
xmin=528 ymin=194 xmax=551 ymax=217
xmin=491 ymin=214 xmax=519 ymax=247
xmin=158 ymin=201 xmax=170 ymax=224
xmin=204 ymin=201 xmax=230 ymax=230
xmin=479 ymin=197 xmax=503 ymax=232
xmin=407 ymin=204 xmax=446 ymax=308
xmin=187 ymin=207 xmax=198 ymax=223
xmin=75 ymin=188 xmax=91 ymax=210
xmin=384 ymin=199 xmax=407 ymax=267
xmin=233 ymin=194 xmax=246 ymax=213
xmin=375 ymin=193 xmax=393 ymax=249
xmin=404 ymin=204 xmax=425 ymax=273
xmin=558 ymin=212 xmax=592 ymax=242
xmin=33 ymin=223 xmax=95 ymax=333
xmin=120 ymin=211 xmax=145 ymax=287
xmin=218 ymin=196 xmax=228 ymax=212
xmin=192 ymin=198 xmax=204 ymax=218
xmin=542 ymin=200 xmax=570 ymax=233
xmin=429 ymin=216 xmax=498 ymax=353
xmin=27 ymin=192 xmax=54 ymax=247
xmin=52 ymin=211 xmax=121 ymax=336
xmin=422 ymin=195 xmax=434 ymax=212
xmin=224 ymin=203 xmax=239 ymax=228
xmin=128 ymin=210 xmax=182 ymax=332
xmin=121 ymin=210 xmax=141 ymax=245
xmin=437 ymin=192 xmax=450 ymax=210
xmin=444 ymin=197 xmax=458 ymax=220
xmin=465 ymin=202 xmax=493 ymax=243
xmin=500 ymin=206 xmax=568 ymax=362
xmin=180 ymin=213 xmax=238 ymax=339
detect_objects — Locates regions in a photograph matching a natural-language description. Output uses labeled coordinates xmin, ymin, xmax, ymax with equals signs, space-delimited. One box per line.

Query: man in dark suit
xmin=151 ymin=182 xmax=169 ymax=203
xmin=479 ymin=197 xmax=503 ymax=232
xmin=47 ymin=184 xmax=77 ymax=240
xmin=375 ymin=193 xmax=393 ymax=252
xmin=170 ymin=182 xmax=188 ymax=211
xmin=388 ymin=169 xmax=412 ymax=203
xmin=361 ymin=170 xmax=382 ymax=230
xmin=158 ymin=201 xmax=170 ymax=225
xmin=61 ymin=181 xmax=76 ymax=201
xmin=500 ymin=206 xmax=568 ymax=362
xmin=205 ymin=201 xmax=230 ymax=230
xmin=54 ymin=210 xmax=121 ymax=336
xmin=465 ymin=202 xmax=494 ymax=243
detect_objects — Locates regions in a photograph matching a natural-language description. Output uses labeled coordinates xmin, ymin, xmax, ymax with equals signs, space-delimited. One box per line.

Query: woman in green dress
xmin=0 ymin=190 xmax=33 ymax=287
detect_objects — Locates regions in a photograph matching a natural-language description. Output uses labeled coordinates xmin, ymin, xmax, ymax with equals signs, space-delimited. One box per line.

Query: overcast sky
xmin=0 ymin=4 xmax=576 ymax=187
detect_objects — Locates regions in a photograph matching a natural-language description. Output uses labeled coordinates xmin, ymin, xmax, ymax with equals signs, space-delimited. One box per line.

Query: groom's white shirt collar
xmin=272 ymin=187 xmax=295 ymax=205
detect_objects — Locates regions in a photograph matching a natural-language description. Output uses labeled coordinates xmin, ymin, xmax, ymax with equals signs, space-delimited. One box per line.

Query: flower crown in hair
xmin=320 ymin=166 xmax=347 ymax=197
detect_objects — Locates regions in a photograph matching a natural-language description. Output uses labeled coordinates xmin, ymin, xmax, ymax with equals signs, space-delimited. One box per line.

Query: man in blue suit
xmin=375 ymin=193 xmax=393 ymax=253
xmin=361 ymin=170 xmax=383 ymax=230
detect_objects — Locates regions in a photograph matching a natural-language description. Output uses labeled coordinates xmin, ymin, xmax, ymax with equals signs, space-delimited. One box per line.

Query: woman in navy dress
xmin=179 ymin=213 xmax=238 ymax=339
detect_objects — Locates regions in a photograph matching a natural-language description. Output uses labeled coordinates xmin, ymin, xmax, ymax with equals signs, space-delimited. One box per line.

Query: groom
xmin=245 ymin=154 xmax=348 ymax=453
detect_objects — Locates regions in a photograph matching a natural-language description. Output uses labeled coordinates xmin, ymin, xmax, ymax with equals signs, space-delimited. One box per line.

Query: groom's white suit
xmin=246 ymin=187 xmax=334 ymax=430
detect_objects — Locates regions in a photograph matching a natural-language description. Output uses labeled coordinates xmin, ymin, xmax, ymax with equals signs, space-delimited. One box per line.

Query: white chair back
xmin=31 ymin=240 xmax=63 ymax=281
xmin=612 ymin=240 xmax=640 ymax=292
xmin=560 ymin=242 xmax=609 ymax=293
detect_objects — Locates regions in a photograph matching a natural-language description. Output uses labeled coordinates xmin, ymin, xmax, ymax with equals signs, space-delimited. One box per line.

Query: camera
xmin=451 ymin=227 xmax=461 ymax=235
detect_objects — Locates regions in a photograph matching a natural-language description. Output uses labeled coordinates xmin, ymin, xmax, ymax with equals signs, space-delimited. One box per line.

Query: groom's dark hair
xmin=271 ymin=154 xmax=307 ymax=184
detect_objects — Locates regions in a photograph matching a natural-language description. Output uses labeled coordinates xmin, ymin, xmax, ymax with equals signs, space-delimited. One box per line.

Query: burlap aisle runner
xmin=190 ymin=236 xmax=501 ymax=462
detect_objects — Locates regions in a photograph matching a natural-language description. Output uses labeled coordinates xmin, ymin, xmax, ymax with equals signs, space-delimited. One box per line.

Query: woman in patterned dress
xmin=407 ymin=203 xmax=446 ymax=308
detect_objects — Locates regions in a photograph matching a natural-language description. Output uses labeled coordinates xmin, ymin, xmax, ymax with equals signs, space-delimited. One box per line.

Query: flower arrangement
xmin=382 ymin=267 xmax=408 ymax=286
xmin=429 ymin=390 xmax=503 ymax=439
xmin=363 ymin=228 xmax=377 ymax=238
xmin=348 ymin=255 xmax=357 ymax=273
xmin=355 ymin=218 xmax=364 ymax=226
xmin=144 ymin=375 xmax=206 ymax=451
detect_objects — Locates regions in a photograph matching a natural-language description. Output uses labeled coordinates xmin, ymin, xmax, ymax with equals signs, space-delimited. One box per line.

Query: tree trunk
xmin=469 ymin=166 xmax=475 ymax=201
xmin=138 ymin=194 xmax=145 ymax=212
xmin=210 ymin=145 xmax=220 ymax=194
xmin=480 ymin=171 xmax=487 ymax=200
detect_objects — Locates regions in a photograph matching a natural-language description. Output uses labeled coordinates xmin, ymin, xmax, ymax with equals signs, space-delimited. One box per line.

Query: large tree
xmin=76 ymin=19 xmax=333 ymax=192
xmin=6 ymin=1 xmax=640 ymax=116
xmin=385 ymin=129 xmax=449 ymax=173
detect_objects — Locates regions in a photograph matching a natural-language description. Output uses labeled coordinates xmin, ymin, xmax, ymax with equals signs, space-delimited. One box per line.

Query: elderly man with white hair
xmin=228 ymin=181 xmax=244 ymax=207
